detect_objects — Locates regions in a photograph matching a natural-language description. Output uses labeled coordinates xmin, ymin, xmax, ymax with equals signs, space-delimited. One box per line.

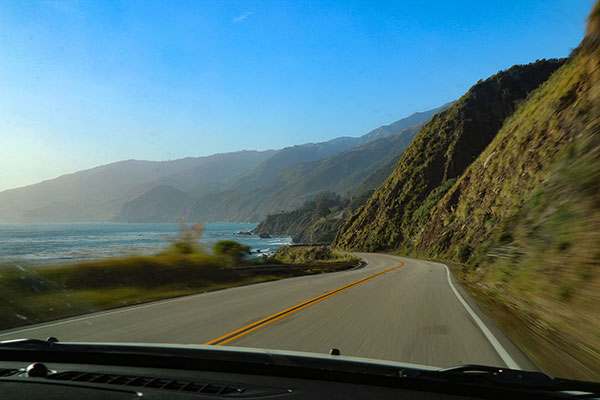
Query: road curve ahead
xmin=0 ymin=253 xmax=536 ymax=370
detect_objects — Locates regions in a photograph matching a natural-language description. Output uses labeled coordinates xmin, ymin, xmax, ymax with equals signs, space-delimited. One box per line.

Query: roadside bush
xmin=457 ymin=243 xmax=474 ymax=263
xmin=270 ymin=245 xmax=354 ymax=264
xmin=214 ymin=240 xmax=251 ymax=267
xmin=167 ymin=220 xmax=205 ymax=255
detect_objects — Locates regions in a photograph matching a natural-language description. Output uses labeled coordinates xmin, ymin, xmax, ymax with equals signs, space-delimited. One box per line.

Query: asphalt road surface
xmin=0 ymin=253 xmax=537 ymax=370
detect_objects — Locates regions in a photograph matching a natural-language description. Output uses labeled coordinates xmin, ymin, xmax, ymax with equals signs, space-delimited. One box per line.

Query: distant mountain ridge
xmin=226 ymin=137 xmax=362 ymax=193
xmin=113 ymin=184 xmax=192 ymax=222
xmin=226 ymin=103 xmax=451 ymax=193
xmin=184 ymin=105 xmax=449 ymax=222
xmin=0 ymin=104 xmax=448 ymax=223
xmin=0 ymin=150 xmax=275 ymax=222
xmin=358 ymin=103 xmax=452 ymax=143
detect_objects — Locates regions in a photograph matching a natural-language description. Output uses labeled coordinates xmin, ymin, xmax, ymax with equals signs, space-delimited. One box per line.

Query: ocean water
xmin=0 ymin=223 xmax=291 ymax=265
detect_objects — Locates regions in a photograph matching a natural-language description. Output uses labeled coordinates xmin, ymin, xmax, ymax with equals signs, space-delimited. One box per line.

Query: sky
xmin=0 ymin=0 xmax=595 ymax=191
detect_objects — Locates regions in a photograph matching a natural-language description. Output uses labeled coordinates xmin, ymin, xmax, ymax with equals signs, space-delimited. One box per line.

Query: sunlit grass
xmin=270 ymin=245 xmax=356 ymax=264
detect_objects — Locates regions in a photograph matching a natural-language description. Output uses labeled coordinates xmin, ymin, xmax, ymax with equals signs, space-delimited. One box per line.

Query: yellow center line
xmin=204 ymin=261 xmax=404 ymax=346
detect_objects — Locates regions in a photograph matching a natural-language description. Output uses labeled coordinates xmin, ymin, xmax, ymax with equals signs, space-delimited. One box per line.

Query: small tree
xmin=171 ymin=219 xmax=204 ymax=254
xmin=214 ymin=240 xmax=251 ymax=267
xmin=316 ymin=203 xmax=330 ymax=218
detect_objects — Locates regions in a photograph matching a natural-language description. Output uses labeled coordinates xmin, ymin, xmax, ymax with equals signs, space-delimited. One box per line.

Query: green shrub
xmin=444 ymin=213 xmax=457 ymax=227
xmin=213 ymin=240 xmax=251 ymax=267
xmin=270 ymin=246 xmax=352 ymax=264
xmin=457 ymin=243 xmax=474 ymax=263
xmin=557 ymin=285 xmax=574 ymax=301
xmin=556 ymin=240 xmax=571 ymax=251
xmin=167 ymin=220 xmax=205 ymax=254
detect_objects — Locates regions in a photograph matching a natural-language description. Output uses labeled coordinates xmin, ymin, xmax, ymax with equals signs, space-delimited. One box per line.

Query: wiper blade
xmin=408 ymin=364 xmax=600 ymax=396
xmin=0 ymin=338 xmax=59 ymax=348
xmin=431 ymin=365 xmax=554 ymax=386
xmin=2 ymin=341 xmax=599 ymax=397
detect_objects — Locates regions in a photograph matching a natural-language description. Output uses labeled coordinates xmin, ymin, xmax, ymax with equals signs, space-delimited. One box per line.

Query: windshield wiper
xmin=406 ymin=365 xmax=600 ymax=397
xmin=2 ymin=340 xmax=599 ymax=397
xmin=0 ymin=338 xmax=59 ymax=349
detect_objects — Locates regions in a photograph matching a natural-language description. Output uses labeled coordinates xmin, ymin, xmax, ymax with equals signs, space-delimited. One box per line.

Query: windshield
xmin=1 ymin=0 xmax=599 ymax=385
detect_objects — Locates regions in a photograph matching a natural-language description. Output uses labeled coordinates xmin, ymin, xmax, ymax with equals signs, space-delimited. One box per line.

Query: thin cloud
xmin=233 ymin=11 xmax=254 ymax=23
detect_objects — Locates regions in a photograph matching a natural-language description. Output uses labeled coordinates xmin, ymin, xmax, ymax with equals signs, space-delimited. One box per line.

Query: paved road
xmin=0 ymin=254 xmax=536 ymax=370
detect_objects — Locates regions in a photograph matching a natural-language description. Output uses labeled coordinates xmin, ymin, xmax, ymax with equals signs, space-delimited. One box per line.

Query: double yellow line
xmin=204 ymin=261 xmax=404 ymax=346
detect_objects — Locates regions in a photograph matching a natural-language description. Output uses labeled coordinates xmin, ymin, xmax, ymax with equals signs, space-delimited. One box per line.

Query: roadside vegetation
xmin=0 ymin=222 xmax=358 ymax=332
xmin=414 ymin=36 xmax=600 ymax=380
xmin=270 ymin=245 xmax=356 ymax=265
xmin=332 ymin=3 xmax=600 ymax=380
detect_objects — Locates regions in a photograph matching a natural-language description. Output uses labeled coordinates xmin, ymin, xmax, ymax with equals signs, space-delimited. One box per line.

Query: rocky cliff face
xmin=333 ymin=59 xmax=564 ymax=251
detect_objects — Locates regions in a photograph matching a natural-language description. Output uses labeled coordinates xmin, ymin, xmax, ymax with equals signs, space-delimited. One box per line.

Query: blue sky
xmin=0 ymin=0 xmax=594 ymax=191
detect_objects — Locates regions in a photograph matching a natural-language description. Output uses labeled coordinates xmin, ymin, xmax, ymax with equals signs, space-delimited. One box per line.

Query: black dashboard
xmin=0 ymin=360 xmax=480 ymax=400
xmin=0 ymin=340 xmax=592 ymax=400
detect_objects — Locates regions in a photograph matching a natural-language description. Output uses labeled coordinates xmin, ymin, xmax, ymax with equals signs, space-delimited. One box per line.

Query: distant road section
xmin=0 ymin=253 xmax=536 ymax=370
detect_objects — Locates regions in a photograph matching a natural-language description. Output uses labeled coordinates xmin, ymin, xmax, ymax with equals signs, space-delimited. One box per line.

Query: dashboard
xmin=0 ymin=340 xmax=585 ymax=400
xmin=0 ymin=360 xmax=487 ymax=400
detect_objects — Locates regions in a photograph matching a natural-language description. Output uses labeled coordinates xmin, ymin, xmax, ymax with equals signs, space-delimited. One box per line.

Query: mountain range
xmin=0 ymin=150 xmax=274 ymax=222
xmin=0 ymin=104 xmax=448 ymax=223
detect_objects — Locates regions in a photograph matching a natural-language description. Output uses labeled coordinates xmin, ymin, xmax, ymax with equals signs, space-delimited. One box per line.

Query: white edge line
xmin=442 ymin=264 xmax=521 ymax=370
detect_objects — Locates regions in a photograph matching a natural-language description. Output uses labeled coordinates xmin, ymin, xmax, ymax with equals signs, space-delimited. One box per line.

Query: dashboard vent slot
xmin=48 ymin=371 xmax=244 ymax=396
xmin=0 ymin=369 xmax=19 ymax=377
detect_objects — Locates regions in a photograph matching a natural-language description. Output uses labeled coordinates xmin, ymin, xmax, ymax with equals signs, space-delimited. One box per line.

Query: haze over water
xmin=0 ymin=223 xmax=291 ymax=265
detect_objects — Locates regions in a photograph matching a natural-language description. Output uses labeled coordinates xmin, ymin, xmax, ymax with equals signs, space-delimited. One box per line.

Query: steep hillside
xmin=352 ymin=157 xmax=400 ymax=195
xmin=113 ymin=185 xmax=192 ymax=222
xmin=333 ymin=59 xmax=565 ymax=251
xmin=358 ymin=102 xmax=453 ymax=143
xmin=314 ymin=124 xmax=425 ymax=195
xmin=249 ymin=120 xmax=444 ymax=241
xmin=227 ymin=104 xmax=449 ymax=192
xmin=0 ymin=150 xmax=273 ymax=222
xmin=332 ymin=2 xmax=600 ymax=380
xmin=411 ymin=30 xmax=600 ymax=379
xmin=187 ymin=121 xmax=427 ymax=222
xmin=227 ymin=137 xmax=361 ymax=192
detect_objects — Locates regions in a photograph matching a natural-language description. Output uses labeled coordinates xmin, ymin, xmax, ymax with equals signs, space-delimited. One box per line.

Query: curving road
xmin=0 ymin=253 xmax=536 ymax=370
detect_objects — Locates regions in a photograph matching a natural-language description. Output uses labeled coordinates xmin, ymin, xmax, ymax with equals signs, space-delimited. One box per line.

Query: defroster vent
xmin=48 ymin=371 xmax=245 ymax=396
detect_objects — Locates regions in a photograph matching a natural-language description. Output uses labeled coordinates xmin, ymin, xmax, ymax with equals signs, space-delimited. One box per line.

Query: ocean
xmin=0 ymin=222 xmax=291 ymax=265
